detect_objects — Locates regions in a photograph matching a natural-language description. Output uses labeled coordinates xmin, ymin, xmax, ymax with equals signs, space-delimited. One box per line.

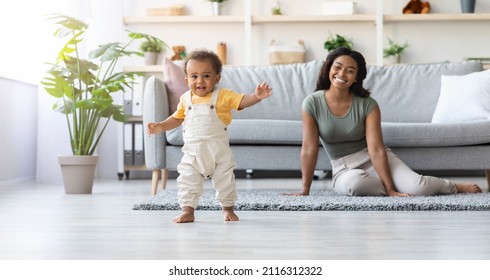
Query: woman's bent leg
xmin=386 ymin=150 xmax=457 ymax=196
xmin=333 ymin=169 xmax=387 ymax=196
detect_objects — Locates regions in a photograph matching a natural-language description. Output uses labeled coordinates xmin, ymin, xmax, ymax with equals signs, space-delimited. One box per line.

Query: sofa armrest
xmin=143 ymin=76 xmax=169 ymax=169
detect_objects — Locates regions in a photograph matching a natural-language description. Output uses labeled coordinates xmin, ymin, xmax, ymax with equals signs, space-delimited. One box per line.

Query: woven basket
xmin=268 ymin=40 xmax=306 ymax=65
xmin=147 ymin=5 xmax=185 ymax=16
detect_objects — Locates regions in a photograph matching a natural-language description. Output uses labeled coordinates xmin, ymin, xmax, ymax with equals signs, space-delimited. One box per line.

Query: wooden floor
xmin=0 ymin=175 xmax=489 ymax=260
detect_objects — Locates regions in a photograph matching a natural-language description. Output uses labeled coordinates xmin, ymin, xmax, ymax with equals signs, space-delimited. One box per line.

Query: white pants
xmin=176 ymin=89 xmax=237 ymax=209
xmin=177 ymin=141 xmax=237 ymax=208
xmin=331 ymin=148 xmax=457 ymax=196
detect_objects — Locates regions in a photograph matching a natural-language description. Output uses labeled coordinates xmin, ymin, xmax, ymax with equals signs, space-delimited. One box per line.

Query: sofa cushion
xmin=365 ymin=61 xmax=483 ymax=123
xmin=219 ymin=61 xmax=324 ymax=121
xmin=431 ymin=69 xmax=490 ymax=123
xmin=166 ymin=119 xmax=303 ymax=145
xmin=382 ymin=121 xmax=490 ymax=147
xmin=163 ymin=58 xmax=188 ymax=114
xmin=167 ymin=120 xmax=490 ymax=147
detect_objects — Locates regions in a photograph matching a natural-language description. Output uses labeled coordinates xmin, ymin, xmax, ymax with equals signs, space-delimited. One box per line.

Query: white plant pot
xmin=58 ymin=155 xmax=98 ymax=194
xmin=144 ymin=52 xmax=159 ymax=65
xmin=212 ymin=2 xmax=223 ymax=16
xmin=384 ymin=55 xmax=401 ymax=65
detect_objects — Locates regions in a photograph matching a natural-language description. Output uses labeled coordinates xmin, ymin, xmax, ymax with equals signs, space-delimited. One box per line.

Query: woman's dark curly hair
xmin=184 ymin=49 xmax=223 ymax=75
xmin=315 ymin=47 xmax=370 ymax=97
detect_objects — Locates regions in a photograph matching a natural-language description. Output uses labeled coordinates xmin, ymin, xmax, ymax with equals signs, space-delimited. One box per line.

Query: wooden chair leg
xmin=151 ymin=169 xmax=161 ymax=196
xmin=485 ymin=169 xmax=490 ymax=191
xmin=161 ymin=168 xmax=168 ymax=190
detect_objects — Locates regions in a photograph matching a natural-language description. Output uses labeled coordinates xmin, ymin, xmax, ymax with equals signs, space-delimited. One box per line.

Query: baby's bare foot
xmin=456 ymin=183 xmax=482 ymax=193
xmin=223 ymin=207 xmax=239 ymax=222
xmin=173 ymin=207 xmax=195 ymax=223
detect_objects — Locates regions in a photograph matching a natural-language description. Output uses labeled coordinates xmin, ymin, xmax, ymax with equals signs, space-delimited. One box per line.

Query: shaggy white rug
xmin=132 ymin=189 xmax=490 ymax=211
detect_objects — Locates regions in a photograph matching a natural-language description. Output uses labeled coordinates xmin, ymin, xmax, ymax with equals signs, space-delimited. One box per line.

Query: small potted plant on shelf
xmin=272 ymin=0 xmax=282 ymax=15
xmin=208 ymin=0 xmax=228 ymax=16
xmin=383 ymin=37 xmax=408 ymax=65
xmin=140 ymin=35 xmax=168 ymax=65
xmin=41 ymin=14 xmax=159 ymax=194
xmin=323 ymin=33 xmax=353 ymax=52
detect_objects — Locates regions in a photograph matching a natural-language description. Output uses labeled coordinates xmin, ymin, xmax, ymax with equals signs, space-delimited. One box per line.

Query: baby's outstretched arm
xmin=238 ymin=81 xmax=272 ymax=109
xmin=146 ymin=116 xmax=183 ymax=136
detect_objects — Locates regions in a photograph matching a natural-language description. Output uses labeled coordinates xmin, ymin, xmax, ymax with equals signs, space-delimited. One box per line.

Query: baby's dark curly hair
xmin=184 ymin=49 xmax=223 ymax=75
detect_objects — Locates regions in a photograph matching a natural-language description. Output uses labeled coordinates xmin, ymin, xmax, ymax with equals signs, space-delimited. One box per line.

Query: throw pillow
xmin=163 ymin=57 xmax=188 ymax=113
xmin=431 ymin=69 xmax=490 ymax=123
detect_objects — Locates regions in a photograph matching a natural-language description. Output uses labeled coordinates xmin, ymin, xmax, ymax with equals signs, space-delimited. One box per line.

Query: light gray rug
xmin=132 ymin=189 xmax=490 ymax=211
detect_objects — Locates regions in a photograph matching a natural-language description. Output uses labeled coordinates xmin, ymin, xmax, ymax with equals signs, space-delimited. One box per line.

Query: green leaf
xmin=52 ymin=99 xmax=74 ymax=114
xmin=383 ymin=37 xmax=408 ymax=58
xmin=323 ymin=33 xmax=353 ymax=51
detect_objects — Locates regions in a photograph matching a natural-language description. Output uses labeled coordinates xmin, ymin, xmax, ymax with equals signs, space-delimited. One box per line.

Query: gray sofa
xmin=143 ymin=60 xmax=490 ymax=194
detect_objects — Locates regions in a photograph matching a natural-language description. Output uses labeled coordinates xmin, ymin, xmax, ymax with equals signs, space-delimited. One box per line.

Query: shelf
xmin=126 ymin=116 xmax=143 ymax=122
xmin=124 ymin=14 xmax=376 ymax=25
xmin=252 ymin=14 xmax=376 ymax=23
xmin=123 ymin=16 xmax=244 ymax=24
xmin=384 ymin=13 xmax=490 ymax=22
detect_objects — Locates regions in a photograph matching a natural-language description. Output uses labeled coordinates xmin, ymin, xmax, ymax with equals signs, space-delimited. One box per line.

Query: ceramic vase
xmin=144 ymin=52 xmax=159 ymax=65
xmin=384 ymin=55 xmax=401 ymax=65
xmin=212 ymin=2 xmax=223 ymax=16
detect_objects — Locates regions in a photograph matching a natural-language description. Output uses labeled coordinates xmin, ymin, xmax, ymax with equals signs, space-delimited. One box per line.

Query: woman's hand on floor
xmin=387 ymin=190 xmax=414 ymax=197
xmin=282 ymin=192 xmax=309 ymax=196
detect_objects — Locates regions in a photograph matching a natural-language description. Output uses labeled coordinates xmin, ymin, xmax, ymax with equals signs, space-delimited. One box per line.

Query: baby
xmin=146 ymin=49 xmax=272 ymax=223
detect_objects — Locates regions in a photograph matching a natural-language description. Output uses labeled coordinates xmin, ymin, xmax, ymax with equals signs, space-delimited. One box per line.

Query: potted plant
xmin=323 ymin=33 xmax=353 ymax=52
xmin=208 ymin=0 xmax=228 ymax=16
xmin=383 ymin=37 xmax=408 ymax=65
xmin=41 ymin=14 xmax=156 ymax=194
xmin=272 ymin=0 xmax=282 ymax=15
xmin=139 ymin=35 xmax=168 ymax=65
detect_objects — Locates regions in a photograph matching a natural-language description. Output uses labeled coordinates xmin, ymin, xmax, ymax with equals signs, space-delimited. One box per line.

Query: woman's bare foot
xmin=222 ymin=206 xmax=239 ymax=222
xmin=455 ymin=183 xmax=482 ymax=193
xmin=173 ymin=206 xmax=195 ymax=223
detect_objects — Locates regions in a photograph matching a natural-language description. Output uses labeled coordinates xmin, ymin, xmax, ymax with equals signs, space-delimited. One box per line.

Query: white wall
xmin=0 ymin=78 xmax=37 ymax=183
xmin=0 ymin=0 xmax=80 ymax=184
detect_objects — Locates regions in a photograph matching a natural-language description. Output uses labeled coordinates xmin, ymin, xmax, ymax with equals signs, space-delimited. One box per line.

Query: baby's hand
xmin=255 ymin=81 xmax=272 ymax=100
xmin=146 ymin=122 xmax=159 ymax=136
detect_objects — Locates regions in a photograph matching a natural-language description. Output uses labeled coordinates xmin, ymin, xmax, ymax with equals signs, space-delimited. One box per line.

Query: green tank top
xmin=302 ymin=90 xmax=378 ymax=160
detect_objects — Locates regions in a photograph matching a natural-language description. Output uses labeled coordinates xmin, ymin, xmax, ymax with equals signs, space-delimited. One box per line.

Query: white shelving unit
xmin=123 ymin=11 xmax=490 ymax=70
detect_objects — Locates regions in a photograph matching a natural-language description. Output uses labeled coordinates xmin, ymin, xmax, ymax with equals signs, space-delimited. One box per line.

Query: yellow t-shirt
xmin=172 ymin=88 xmax=245 ymax=125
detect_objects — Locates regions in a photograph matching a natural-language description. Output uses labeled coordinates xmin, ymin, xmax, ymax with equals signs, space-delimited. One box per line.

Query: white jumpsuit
xmin=176 ymin=89 xmax=237 ymax=209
